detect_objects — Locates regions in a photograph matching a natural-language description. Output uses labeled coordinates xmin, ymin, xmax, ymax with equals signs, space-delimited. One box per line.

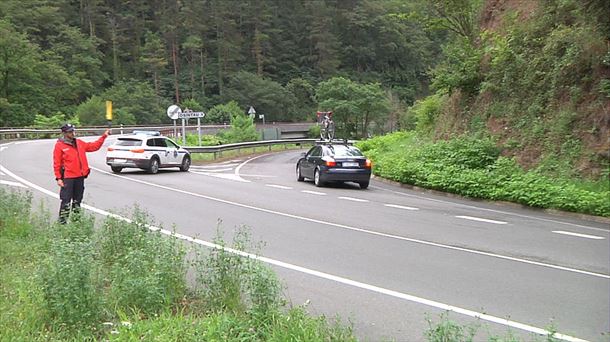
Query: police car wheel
xmin=180 ymin=156 xmax=191 ymax=171
xmin=148 ymin=157 xmax=160 ymax=174
xmin=111 ymin=166 xmax=122 ymax=173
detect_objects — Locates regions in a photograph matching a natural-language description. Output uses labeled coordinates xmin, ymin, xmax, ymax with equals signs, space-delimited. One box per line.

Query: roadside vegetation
xmin=358 ymin=132 xmax=609 ymax=217
xmin=0 ymin=188 xmax=575 ymax=341
xmin=0 ymin=188 xmax=355 ymax=341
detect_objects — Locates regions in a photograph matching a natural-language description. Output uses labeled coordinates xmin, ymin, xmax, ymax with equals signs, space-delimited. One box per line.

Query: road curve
xmin=1 ymin=137 xmax=608 ymax=341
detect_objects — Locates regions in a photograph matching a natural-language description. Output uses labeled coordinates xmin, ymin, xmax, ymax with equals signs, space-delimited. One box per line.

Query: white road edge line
xmin=0 ymin=164 xmax=590 ymax=342
xmin=385 ymin=204 xmax=419 ymax=211
xmin=87 ymin=165 xmax=610 ymax=280
xmin=371 ymin=185 xmax=609 ymax=234
xmin=456 ymin=215 xmax=508 ymax=225
xmin=301 ymin=190 xmax=326 ymax=196
xmin=234 ymin=154 xmax=270 ymax=181
xmin=552 ymin=231 xmax=605 ymax=240
xmin=266 ymin=184 xmax=293 ymax=190
xmin=338 ymin=196 xmax=369 ymax=202
xmin=0 ymin=180 xmax=26 ymax=188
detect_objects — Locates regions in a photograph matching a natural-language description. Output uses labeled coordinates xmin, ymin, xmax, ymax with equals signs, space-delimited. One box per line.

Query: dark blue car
xmin=296 ymin=143 xmax=372 ymax=189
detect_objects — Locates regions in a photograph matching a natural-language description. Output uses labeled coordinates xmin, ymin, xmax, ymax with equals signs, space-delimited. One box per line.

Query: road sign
xmin=167 ymin=105 xmax=182 ymax=120
xmin=106 ymin=101 xmax=113 ymax=121
xmin=248 ymin=106 xmax=256 ymax=115
xmin=178 ymin=111 xmax=205 ymax=119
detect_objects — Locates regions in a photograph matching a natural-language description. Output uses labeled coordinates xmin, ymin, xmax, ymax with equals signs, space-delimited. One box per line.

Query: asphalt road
xmin=1 ymin=136 xmax=609 ymax=342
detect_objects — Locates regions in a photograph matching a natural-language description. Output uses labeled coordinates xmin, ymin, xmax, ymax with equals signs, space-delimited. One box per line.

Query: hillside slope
xmin=428 ymin=0 xmax=609 ymax=180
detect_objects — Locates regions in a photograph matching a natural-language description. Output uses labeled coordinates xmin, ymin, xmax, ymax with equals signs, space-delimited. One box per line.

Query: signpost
xmin=248 ymin=106 xmax=264 ymax=125
xmin=167 ymin=105 xmax=182 ymax=138
xmin=179 ymin=109 xmax=205 ymax=145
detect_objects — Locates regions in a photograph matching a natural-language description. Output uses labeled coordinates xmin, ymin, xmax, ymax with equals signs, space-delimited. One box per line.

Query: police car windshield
xmin=115 ymin=138 xmax=142 ymax=146
xmin=327 ymin=145 xmax=363 ymax=157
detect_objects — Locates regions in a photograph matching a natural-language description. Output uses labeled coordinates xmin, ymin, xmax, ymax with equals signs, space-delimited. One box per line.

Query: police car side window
xmin=165 ymin=139 xmax=178 ymax=148
xmin=155 ymin=138 xmax=167 ymax=148
xmin=146 ymin=139 xmax=155 ymax=147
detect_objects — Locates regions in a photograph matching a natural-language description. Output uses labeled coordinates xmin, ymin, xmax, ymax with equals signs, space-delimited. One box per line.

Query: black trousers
xmin=59 ymin=177 xmax=85 ymax=224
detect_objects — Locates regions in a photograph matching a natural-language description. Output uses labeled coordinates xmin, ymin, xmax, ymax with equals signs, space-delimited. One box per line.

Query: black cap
xmin=60 ymin=123 xmax=75 ymax=133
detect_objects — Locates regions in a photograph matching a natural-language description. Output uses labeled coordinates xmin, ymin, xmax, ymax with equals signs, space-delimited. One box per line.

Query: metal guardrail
xmin=0 ymin=123 xmax=311 ymax=141
xmin=185 ymin=138 xmax=318 ymax=159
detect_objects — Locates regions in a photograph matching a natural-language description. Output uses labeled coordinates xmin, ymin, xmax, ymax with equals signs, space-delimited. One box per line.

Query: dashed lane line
xmin=266 ymin=184 xmax=293 ymax=190
xmin=301 ymin=190 xmax=326 ymax=196
xmin=552 ymin=231 xmax=605 ymax=240
xmin=456 ymin=215 xmax=508 ymax=225
xmin=385 ymin=204 xmax=419 ymax=211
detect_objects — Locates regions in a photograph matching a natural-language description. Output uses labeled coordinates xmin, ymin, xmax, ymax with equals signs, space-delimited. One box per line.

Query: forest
xmin=1 ymin=0 xmax=608 ymax=179
xmin=0 ymin=0 xmax=446 ymax=128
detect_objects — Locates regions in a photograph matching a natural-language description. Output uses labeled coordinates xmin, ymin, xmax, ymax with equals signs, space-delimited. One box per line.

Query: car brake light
xmin=322 ymin=156 xmax=336 ymax=167
xmin=365 ymin=159 xmax=372 ymax=168
xmin=107 ymin=147 xmax=114 ymax=151
xmin=130 ymin=148 xmax=145 ymax=153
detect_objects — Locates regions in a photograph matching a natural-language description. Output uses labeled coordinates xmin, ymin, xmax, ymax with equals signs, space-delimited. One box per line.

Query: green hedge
xmin=358 ymin=132 xmax=610 ymax=217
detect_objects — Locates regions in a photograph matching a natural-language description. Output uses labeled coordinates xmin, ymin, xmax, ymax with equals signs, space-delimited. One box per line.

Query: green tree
xmin=140 ymin=31 xmax=168 ymax=97
xmin=223 ymin=71 xmax=295 ymax=122
xmin=101 ymin=81 xmax=164 ymax=124
xmin=76 ymin=96 xmax=135 ymax=126
xmin=316 ymin=77 xmax=390 ymax=138
xmin=206 ymin=100 xmax=241 ymax=124
xmin=218 ymin=106 xmax=259 ymax=143
xmin=286 ymin=78 xmax=317 ymax=122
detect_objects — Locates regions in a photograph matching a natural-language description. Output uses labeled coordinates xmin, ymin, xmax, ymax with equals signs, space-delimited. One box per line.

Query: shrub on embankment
xmin=0 ymin=189 xmax=355 ymax=341
xmin=357 ymin=132 xmax=609 ymax=217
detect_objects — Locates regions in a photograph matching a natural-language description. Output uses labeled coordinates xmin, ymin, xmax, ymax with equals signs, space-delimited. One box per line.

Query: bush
xmin=359 ymin=132 xmax=610 ymax=217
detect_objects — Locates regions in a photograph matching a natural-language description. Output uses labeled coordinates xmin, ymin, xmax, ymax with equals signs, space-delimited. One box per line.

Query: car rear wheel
xmin=110 ymin=166 xmax=122 ymax=173
xmin=296 ymin=164 xmax=304 ymax=181
xmin=148 ymin=157 xmax=160 ymax=174
xmin=180 ymin=156 xmax=191 ymax=171
xmin=314 ymin=168 xmax=324 ymax=187
xmin=359 ymin=181 xmax=369 ymax=189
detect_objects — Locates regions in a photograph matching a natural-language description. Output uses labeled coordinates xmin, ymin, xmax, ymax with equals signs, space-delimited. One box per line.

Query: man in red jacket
xmin=53 ymin=123 xmax=110 ymax=223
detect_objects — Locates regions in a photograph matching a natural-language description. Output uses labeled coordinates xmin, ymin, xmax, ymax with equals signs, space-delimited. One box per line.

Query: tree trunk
xmin=172 ymin=39 xmax=180 ymax=103
xmin=200 ymin=49 xmax=205 ymax=97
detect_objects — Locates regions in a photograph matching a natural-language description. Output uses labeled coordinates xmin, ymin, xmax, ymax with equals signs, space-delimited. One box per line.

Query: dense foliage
xmin=0 ymin=0 xmax=443 ymax=128
xmin=403 ymin=0 xmax=609 ymax=178
xmin=358 ymin=132 xmax=610 ymax=217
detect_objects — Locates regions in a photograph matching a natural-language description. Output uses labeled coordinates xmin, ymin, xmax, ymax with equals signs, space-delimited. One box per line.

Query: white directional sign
xmin=167 ymin=105 xmax=182 ymax=120
xmin=178 ymin=111 xmax=205 ymax=119
xmin=248 ymin=106 xmax=256 ymax=115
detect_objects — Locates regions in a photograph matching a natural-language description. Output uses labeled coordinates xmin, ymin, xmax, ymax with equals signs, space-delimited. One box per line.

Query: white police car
xmin=106 ymin=131 xmax=191 ymax=174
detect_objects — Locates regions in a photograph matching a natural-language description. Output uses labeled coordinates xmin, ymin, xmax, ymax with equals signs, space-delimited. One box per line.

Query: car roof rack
xmin=315 ymin=138 xmax=352 ymax=146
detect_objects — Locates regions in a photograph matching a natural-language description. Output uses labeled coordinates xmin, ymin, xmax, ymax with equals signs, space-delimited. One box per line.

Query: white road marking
xmin=0 ymin=146 xmax=7 ymax=152
xmin=190 ymin=171 xmax=250 ymax=182
xmin=301 ymin=190 xmax=326 ymax=196
xmin=0 ymin=171 xmax=5 ymax=176
xmin=385 ymin=204 xmax=419 ymax=211
xmin=266 ymin=184 xmax=293 ymax=190
xmin=0 ymin=164 xmax=591 ymax=342
xmin=191 ymin=164 xmax=238 ymax=169
xmin=456 ymin=215 xmax=507 ymax=225
xmin=553 ymin=231 xmax=605 ymax=240
xmin=193 ymin=168 xmax=233 ymax=173
xmin=234 ymin=154 xmax=269 ymax=181
xmin=0 ymin=180 xmax=26 ymax=188
xmin=338 ymin=196 xmax=369 ymax=203
xmin=371 ymin=185 xmax=609 ymax=233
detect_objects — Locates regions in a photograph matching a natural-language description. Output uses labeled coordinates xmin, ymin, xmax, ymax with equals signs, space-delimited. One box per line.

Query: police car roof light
xmin=132 ymin=130 xmax=161 ymax=136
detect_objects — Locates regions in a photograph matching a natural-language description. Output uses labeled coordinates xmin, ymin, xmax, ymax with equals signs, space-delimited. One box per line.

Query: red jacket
xmin=53 ymin=134 xmax=108 ymax=180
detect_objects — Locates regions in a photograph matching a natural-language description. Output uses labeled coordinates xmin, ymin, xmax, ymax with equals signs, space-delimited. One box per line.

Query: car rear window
xmin=115 ymin=138 xmax=142 ymax=146
xmin=327 ymin=145 xmax=363 ymax=157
